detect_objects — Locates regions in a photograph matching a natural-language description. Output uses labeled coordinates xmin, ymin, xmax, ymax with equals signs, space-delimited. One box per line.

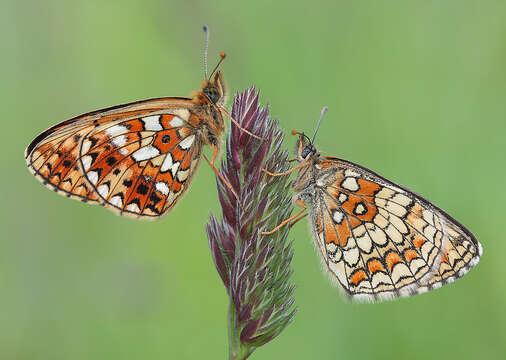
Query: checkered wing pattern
xmin=25 ymin=97 xmax=203 ymax=218
xmin=311 ymin=157 xmax=482 ymax=301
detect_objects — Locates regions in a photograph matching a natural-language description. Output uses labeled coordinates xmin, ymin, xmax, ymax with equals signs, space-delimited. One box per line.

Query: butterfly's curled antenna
xmin=311 ymin=106 xmax=328 ymax=144
xmin=291 ymin=130 xmax=312 ymax=144
xmin=203 ymin=25 xmax=210 ymax=78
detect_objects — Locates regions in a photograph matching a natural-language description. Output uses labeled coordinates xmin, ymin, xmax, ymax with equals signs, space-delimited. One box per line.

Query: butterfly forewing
xmin=300 ymin=155 xmax=481 ymax=302
xmin=26 ymin=97 xmax=206 ymax=218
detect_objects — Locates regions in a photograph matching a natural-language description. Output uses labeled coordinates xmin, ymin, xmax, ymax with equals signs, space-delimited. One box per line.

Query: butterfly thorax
xmin=293 ymin=135 xmax=341 ymax=205
xmin=292 ymin=136 xmax=321 ymax=204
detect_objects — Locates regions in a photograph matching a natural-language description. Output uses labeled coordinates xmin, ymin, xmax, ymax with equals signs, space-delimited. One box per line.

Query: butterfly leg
xmin=289 ymin=212 xmax=308 ymax=228
xmin=262 ymin=161 xmax=309 ymax=177
xmin=211 ymin=144 xmax=218 ymax=164
xmin=261 ymin=200 xmax=307 ymax=235
xmin=219 ymin=106 xmax=264 ymax=141
xmin=203 ymin=146 xmax=242 ymax=206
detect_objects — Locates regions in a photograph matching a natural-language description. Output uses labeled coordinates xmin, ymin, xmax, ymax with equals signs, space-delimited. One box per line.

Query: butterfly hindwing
xmin=310 ymin=157 xmax=482 ymax=301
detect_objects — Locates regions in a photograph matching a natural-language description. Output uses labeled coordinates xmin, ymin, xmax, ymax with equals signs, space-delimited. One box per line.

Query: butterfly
xmin=25 ymin=26 xmax=256 ymax=219
xmin=263 ymin=107 xmax=482 ymax=301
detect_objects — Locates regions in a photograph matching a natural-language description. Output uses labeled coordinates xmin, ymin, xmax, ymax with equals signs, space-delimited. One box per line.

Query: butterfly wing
xmin=309 ymin=157 xmax=482 ymax=301
xmin=26 ymin=97 xmax=203 ymax=218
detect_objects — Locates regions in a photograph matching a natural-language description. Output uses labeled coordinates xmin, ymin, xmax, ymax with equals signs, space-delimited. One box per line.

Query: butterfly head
xmin=293 ymin=131 xmax=318 ymax=162
xmin=202 ymin=68 xmax=227 ymax=107
xmin=293 ymin=106 xmax=328 ymax=162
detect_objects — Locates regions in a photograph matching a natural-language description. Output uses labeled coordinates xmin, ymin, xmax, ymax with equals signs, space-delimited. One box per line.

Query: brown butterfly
xmin=263 ymin=107 xmax=482 ymax=301
xmin=25 ymin=26 xmax=257 ymax=219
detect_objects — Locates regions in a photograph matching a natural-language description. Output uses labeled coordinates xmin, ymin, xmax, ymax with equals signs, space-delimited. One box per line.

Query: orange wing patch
xmin=367 ymin=259 xmax=385 ymax=274
xmin=350 ymin=269 xmax=368 ymax=286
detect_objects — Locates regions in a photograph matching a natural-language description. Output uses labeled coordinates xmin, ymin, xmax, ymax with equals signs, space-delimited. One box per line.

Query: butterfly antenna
xmin=290 ymin=130 xmax=312 ymax=144
xmin=311 ymin=106 xmax=328 ymax=144
xmin=203 ymin=25 xmax=210 ymax=78
xmin=209 ymin=52 xmax=226 ymax=79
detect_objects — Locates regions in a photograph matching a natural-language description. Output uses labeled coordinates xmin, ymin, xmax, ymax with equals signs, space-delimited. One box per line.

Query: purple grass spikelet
xmin=206 ymin=87 xmax=296 ymax=359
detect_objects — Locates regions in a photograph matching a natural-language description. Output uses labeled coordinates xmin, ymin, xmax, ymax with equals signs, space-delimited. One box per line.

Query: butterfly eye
xmin=204 ymin=86 xmax=220 ymax=103
xmin=301 ymin=145 xmax=314 ymax=159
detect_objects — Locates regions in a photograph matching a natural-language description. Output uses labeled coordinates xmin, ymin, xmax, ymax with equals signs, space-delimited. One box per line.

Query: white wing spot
xmin=81 ymin=155 xmax=92 ymax=171
xmin=422 ymin=210 xmax=435 ymax=226
xmin=354 ymin=226 xmax=372 ymax=253
xmin=354 ymin=203 xmax=367 ymax=215
xmin=385 ymin=201 xmax=407 ymax=217
xmin=170 ymin=116 xmax=184 ymax=127
xmin=87 ymin=171 xmax=99 ymax=185
xmin=160 ymin=153 xmax=180 ymax=175
xmin=155 ymin=181 xmax=169 ymax=195
xmin=132 ymin=145 xmax=160 ymax=162
xmin=179 ymin=135 xmax=195 ymax=150
xmin=342 ymin=177 xmax=359 ymax=191
xmin=344 ymin=235 xmax=356 ymax=250
xmin=390 ymin=214 xmax=408 ymax=234
xmin=356 ymin=233 xmax=372 ymax=253
xmin=142 ymin=115 xmax=162 ymax=131
xmin=371 ymin=272 xmax=393 ymax=288
xmin=376 ymin=187 xmax=395 ymax=199
xmin=424 ymin=225 xmax=437 ymax=242
xmin=106 ymin=125 xmax=128 ymax=137
xmin=81 ymin=139 xmax=92 ymax=154
xmin=112 ymin=135 xmax=127 ymax=148
xmin=367 ymin=224 xmax=388 ymax=245
xmin=385 ymin=223 xmax=403 ymax=244
xmin=126 ymin=203 xmax=140 ymax=213
xmin=332 ymin=210 xmax=344 ymax=224
xmin=343 ymin=247 xmax=360 ymax=266
xmin=97 ymin=184 xmax=109 ymax=198
xmin=326 ymin=242 xmax=338 ymax=254
xmin=391 ymin=263 xmax=412 ymax=283
xmin=410 ymin=258 xmax=426 ymax=274
xmin=338 ymin=193 xmax=348 ymax=203
xmin=373 ymin=214 xmax=389 ymax=229
xmin=392 ymin=193 xmax=412 ymax=206
xmin=110 ymin=195 xmax=123 ymax=208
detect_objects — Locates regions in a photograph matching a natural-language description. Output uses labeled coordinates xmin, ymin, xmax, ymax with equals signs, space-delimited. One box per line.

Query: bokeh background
xmin=2 ymin=1 xmax=505 ymax=359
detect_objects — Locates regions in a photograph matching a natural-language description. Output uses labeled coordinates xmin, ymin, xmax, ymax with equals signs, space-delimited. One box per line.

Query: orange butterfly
xmin=25 ymin=26 xmax=255 ymax=219
xmin=263 ymin=107 xmax=482 ymax=301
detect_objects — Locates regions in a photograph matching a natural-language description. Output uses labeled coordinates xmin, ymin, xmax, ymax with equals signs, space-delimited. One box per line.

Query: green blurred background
xmin=2 ymin=1 xmax=505 ymax=359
